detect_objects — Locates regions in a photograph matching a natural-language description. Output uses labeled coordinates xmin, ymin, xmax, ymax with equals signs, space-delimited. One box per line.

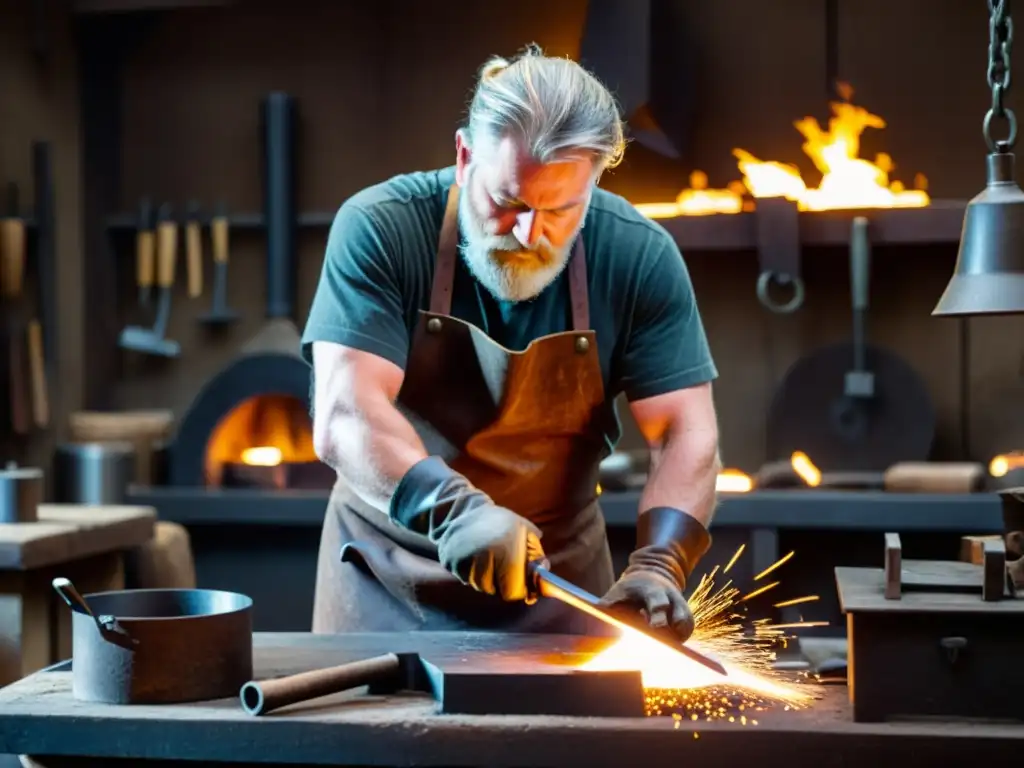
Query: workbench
xmin=0 ymin=631 xmax=1021 ymax=767
xmin=0 ymin=504 xmax=155 ymax=686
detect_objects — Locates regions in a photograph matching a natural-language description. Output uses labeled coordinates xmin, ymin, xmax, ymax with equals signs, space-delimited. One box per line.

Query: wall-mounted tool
xmin=199 ymin=202 xmax=239 ymax=325
xmin=766 ymin=217 xmax=936 ymax=471
xmin=135 ymin=198 xmax=155 ymax=308
xmin=1 ymin=183 xmax=31 ymax=435
xmin=185 ymin=200 xmax=203 ymax=299
xmin=119 ymin=203 xmax=181 ymax=358
xmin=27 ymin=319 xmax=49 ymax=428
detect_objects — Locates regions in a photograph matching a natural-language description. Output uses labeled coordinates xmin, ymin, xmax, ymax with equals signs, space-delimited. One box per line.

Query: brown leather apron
xmin=312 ymin=185 xmax=616 ymax=635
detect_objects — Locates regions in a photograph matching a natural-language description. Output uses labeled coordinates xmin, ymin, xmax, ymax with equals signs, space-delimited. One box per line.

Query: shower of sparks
xmin=577 ymin=546 xmax=826 ymax=725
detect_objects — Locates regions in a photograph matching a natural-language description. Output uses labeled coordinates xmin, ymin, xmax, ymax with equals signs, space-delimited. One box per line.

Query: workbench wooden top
xmin=0 ymin=505 xmax=155 ymax=570
xmin=0 ymin=631 xmax=1021 ymax=767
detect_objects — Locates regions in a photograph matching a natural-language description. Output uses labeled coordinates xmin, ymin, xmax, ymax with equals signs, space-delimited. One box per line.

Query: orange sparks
xmin=754 ymin=551 xmax=795 ymax=581
xmin=576 ymin=544 xmax=824 ymax=712
xmin=774 ymin=595 xmax=820 ymax=608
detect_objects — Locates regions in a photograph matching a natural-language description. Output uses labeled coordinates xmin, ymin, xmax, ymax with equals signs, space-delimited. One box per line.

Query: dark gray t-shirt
xmin=301 ymin=166 xmax=717 ymax=449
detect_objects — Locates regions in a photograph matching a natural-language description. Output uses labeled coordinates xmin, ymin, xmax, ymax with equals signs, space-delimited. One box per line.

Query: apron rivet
xmin=575 ymin=336 xmax=590 ymax=354
xmin=427 ymin=318 xmax=443 ymax=334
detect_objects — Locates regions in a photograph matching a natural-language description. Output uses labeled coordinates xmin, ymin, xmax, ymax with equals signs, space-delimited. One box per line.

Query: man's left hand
xmin=599 ymin=558 xmax=695 ymax=642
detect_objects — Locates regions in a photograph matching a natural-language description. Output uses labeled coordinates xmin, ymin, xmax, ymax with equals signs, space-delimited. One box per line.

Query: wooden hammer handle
xmin=0 ymin=217 xmax=26 ymax=298
xmin=136 ymin=229 xmax=155 ymax=292
xmin=239 ymin=653 xmax=401 ymax=716
xmin=27 ymin=319 xmax=49 ymax=428
xmin=156 ymin=220 xmax=178 ymax=289
xmin=211 ymin=216 xmax=229 ymax=264
xmin=186 ymin=220 xmax=203 ymax=298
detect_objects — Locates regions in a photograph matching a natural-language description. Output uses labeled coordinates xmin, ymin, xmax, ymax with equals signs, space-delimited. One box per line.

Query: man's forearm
xmin=315 ymin=392 xmax=428 ymax=514
xmin=638 ymin=428 xmax=720 ymax=527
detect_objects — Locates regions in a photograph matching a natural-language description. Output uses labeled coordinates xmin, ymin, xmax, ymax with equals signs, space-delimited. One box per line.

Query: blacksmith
xmin=302 ymin=44 xmax=721 ymax=641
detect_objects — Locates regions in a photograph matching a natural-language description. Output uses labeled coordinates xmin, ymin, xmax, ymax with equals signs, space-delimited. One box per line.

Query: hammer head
xmin=118 ymin=327 xmax=181 ymax=358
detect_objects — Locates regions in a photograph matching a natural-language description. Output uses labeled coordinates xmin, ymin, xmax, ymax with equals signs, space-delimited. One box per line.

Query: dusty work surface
xmin=0 ymin=505 xmax=155 ymax=570
xmin=1 ymin=632 xmax=1022 ymax=767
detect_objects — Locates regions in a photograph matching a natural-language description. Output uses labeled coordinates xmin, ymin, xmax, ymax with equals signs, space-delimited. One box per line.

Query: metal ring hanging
xmin=756 ymin=270 xmax=805 ymax=314
xmin=984 ymin=106 xmax=1018 ymax=152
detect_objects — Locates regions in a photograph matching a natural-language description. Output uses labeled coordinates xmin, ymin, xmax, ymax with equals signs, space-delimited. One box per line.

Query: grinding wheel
xmin=765 ymin=217 xmax=936 ymax=472
xmin=766 ymin=342 xmax=936 ymax=472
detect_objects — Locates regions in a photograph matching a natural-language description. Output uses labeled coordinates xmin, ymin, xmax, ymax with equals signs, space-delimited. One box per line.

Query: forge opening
xmin=204 ymin=394 xmax=332 ymax=490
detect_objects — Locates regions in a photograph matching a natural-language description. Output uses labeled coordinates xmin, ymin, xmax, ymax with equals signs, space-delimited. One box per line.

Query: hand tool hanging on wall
xmin=185 ymin=200 xmax=203 ymax=299
xmin=119 ymin=203 xmax=181 ymax=358
xmin=32 ymin=141 xmax=57 ymax=375
xmin=755 ymin=197 xmax=805 ymax=314
xmin=27 ymin=319 xmax=49 ymax=429
xmin=765 ymin=217 xmax=936 ymax=472
xmin=199 ymin=202 xmax=239 ymax=325
xmin=1 ymin=183 xmax=32 ymax=436
xmin=135 ymin=198 xmax=155 ymax=308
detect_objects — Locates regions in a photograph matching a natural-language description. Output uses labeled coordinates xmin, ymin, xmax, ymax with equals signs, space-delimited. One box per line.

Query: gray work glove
xmin=390 ymin=456 xmax=543 ymax=602
xmin=599 ymin=506 xmax=711 ymax=643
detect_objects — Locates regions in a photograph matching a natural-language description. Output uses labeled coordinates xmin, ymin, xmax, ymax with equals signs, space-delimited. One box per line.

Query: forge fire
xmin=636 ymin=83 xmax=930 ymax=217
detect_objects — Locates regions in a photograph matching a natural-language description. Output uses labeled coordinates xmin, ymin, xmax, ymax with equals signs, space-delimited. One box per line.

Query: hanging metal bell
xmin=933 ymin=151 xmax=1024 ymax=316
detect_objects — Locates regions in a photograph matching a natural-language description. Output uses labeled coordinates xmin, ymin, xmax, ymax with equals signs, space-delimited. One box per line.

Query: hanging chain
xmin=985 ymin=0 xmax=1017 ymax=151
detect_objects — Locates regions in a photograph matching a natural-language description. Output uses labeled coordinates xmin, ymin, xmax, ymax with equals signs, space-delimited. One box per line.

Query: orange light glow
xmin=577 ymin=546 xmax=822 ymax=708
xmin=634 ymin=84 xmax=930 ymax=217
xmin=716 ymin=468 xmax=753 ymax=493
xmin=790 ymin=451 xmax=821 ymax=487
xmin=990 ymin=452 xmax=1024 ymax=477
xmin=205 ymin=395 xmax=317 ymax=484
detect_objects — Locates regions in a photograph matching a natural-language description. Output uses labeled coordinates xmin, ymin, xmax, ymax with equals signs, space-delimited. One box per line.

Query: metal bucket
xmin=0 ymin=464 xmax=43 ymax=523
xmin=53 ymin=442 xmax=136 ymax=505
xmin=66 ymin=586 xmax=253 ymax=704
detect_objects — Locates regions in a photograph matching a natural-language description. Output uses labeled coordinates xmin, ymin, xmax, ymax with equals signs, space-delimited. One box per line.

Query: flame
xmin=634 ymin=84 xmax=930 ymax=217
xmin=790 ymin=451 xmax=821 ymax=487
xmin=577 ymin=547 xmax=820 ymax=709
xmin=716 ymin=468 xmax=753 ymax=493
xmin=205 ymin=395 xmax=317 ymax=483
xmin=990 ymin=452 xmax=1024 ymax=477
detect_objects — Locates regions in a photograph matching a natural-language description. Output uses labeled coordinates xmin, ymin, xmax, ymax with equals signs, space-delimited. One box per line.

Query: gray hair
xmin=465 ymin=44 xmax=627 ymax=172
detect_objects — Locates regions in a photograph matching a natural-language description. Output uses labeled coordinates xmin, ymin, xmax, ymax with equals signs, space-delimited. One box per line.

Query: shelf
xmin=105 ymin=199 xmax=967 ymax=251
xmin=127 ymin=486 xmax=1002 ymax=532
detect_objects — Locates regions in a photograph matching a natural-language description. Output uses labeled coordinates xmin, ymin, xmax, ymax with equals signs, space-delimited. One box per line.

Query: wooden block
xmin=884 ymin=532 xmax=902 ymax=600
xmin=960 ymin=535 xmax=1003 ymax=565
xmin=982 ymin=539 xmax=1007 ymax=602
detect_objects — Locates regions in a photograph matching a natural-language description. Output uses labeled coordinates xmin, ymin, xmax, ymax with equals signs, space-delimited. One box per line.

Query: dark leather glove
xmin=390 ymin=456 xmax=543 ymax=601
xmin=599 ymin=506 xmax=711 ymax=642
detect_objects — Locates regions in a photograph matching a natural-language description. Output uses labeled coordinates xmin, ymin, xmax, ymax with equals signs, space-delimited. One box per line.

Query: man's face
xmin=455 ymin=132 xmax=595 ymax=302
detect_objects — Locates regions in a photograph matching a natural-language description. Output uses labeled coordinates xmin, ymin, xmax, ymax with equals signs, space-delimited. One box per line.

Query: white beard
xmin=457 ymin=181 xmax=586 ymax=303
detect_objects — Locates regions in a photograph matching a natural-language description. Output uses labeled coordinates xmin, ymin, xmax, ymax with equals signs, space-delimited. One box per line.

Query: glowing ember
xmin=790 ymin=451 xmax=821 ymax=486
xmin=990 ymin=452 xmax=1024 ymax=477
xmin=716 ymin=468 xmax=753 ymax=493
xmin=241 ymin=446 xmax=283 ymax=466
xmin=578 ymin=547 xmax=824 ymax=717
xmin=634 ymin=83 xmax=929 ymax=218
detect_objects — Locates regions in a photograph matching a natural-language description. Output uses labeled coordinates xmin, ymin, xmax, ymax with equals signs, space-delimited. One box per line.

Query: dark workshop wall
xmin=0 ymin=0 xmax=84 ymax=472
xmin=102 ymin=0 xmax=1021 ymax=471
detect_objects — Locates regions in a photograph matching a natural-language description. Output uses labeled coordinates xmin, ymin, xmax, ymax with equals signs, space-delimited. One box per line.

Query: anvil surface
xmin=0 ymin=631 xmax=1022 ymax=768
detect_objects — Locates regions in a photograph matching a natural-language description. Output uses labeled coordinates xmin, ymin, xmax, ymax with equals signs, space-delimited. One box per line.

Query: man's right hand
xmin=435 ymin=503 xmax=543 ymax=602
